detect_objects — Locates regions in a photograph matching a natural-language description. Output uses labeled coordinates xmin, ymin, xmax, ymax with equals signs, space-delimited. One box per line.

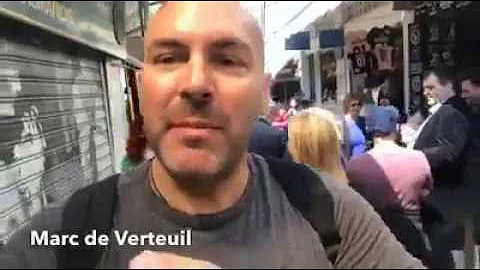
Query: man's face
xmin=461 ymin=79 xmax=480 ymax=105
xmin=140 ymin=2 xmax=266 ymax=183
xmin=379 ymin=98 xmax=391 ymax=107
xmin=423 ymin=73 xmax=453 ymax=106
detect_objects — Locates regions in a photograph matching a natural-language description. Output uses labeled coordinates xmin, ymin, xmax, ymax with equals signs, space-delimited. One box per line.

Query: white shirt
xmin=372 ymin=88 xmax=380 ymax=105
xmin=407 ymin=103 xmax=442 ymax=149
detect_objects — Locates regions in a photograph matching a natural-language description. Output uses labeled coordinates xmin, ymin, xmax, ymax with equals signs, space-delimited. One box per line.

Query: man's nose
xmin=180 ymin=56 xmax=214 ymax=104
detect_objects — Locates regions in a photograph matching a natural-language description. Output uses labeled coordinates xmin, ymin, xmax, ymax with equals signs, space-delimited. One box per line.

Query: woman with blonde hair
xmin=288 ymin=107 xmax=349 ymax=182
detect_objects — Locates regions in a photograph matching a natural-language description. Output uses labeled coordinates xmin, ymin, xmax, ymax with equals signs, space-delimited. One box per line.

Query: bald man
xmin=0 ymin=2 xmax=425 ymax=269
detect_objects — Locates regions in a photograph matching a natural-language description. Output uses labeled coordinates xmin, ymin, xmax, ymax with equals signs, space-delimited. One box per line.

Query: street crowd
xmin=252 ymin=67 xmax=480 ymax=268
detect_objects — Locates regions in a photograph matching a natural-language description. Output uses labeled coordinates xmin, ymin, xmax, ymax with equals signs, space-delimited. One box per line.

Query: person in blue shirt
xmin=343 ymin=94 xmax=367 ymax=159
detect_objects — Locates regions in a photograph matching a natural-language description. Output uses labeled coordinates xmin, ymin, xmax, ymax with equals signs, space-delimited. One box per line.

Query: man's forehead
xmin=145 ymin=1 xmax=262 ymax=48
xmin=424 ymin=74 xmax=439 ymax=84
xmin=463 ymin=79 xmax=480 ymax=89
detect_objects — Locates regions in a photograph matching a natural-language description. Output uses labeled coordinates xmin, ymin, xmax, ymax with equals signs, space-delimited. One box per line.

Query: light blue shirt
xmin=345 ymin=115 xmax=366 ymax=159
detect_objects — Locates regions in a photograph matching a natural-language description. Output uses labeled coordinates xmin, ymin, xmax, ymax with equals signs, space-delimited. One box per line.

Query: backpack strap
xmin=264 ymin=157 xmax=341 ymax=265
xmin=56 ymin=174 xmax=120 ymax=269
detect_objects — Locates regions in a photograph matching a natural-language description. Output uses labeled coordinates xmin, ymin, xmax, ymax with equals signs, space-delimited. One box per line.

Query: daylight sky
xmin=241 ymin=1 xmax=341 ymax=75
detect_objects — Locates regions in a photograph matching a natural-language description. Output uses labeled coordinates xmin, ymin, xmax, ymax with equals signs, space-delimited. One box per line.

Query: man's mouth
xmin=168 ymin=120 xmax=223 ymax=130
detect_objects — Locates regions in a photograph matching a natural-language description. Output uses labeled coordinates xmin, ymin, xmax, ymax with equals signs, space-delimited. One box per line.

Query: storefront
xmin=402 ymin=3 xmax=480 ymax=268
xmin=278 ymin=33 xmax=308 ymax=104
xmin=0 ymin=1 xmax=144 ymax=244
xmin=271 ymin=59 xmax=303 ymax=104
xmin=405 ymin=1 xmax=480 ymax=114
xmin=320 ymin=50 xmax=338 ymax=102
xmin=344 ymin=1 xmax=407 ymax=117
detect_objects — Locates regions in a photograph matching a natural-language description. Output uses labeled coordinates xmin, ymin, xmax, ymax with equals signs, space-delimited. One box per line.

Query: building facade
xmin=0 ymin=1 xmax=147 ymax=245
xmin=299 ymin=1 xmax=414 ymax=116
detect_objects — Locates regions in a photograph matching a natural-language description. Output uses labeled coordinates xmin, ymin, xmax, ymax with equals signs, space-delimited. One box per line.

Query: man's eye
xmin=153 ymin=54 xmax=180 ymax=64
xmin=221 ymin=57 xmax=237 ymax=66
xmin=215 ymin=55 xmax=244 ymax=67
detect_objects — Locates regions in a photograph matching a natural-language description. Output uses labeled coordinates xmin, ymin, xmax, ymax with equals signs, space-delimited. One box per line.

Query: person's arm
xmin=351 ymin=144 xmax=366 ymax=159
xmin=421 ymin=108 xmax=469 ymax=171
xmin=0 ymin=205 xmax=62 ymax=269
xmin=321 ymin=175 xmax=426 ymax=269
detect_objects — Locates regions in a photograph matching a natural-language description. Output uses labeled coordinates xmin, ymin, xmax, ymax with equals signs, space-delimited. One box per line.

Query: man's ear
xmin=261 ymin=73 xmax=272 ymax=116
xmin=136 ymin=69 xmax=144 ymax=113
xmin=263 ymin=73 xmax=272 ymax=99
xmin=445 ymin=81 xmax=456 ymax=95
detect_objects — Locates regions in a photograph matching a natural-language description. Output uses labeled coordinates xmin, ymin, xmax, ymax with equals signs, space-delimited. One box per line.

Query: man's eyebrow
xmin=210 ymin=37 xmax=252 ymax=52
xmin=147 ymin=39 xmax=188 ymax=53
xmin=146 ymin=37 xmax=254 ymax=56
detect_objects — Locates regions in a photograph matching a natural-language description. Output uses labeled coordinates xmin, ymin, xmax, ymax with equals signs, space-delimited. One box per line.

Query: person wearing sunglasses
xmin=342 ymin=94 xmax=367 ymax=159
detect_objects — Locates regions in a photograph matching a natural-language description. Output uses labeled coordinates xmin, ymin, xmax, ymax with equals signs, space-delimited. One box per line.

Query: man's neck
xmin=151 ymin=154 xmax=250 ymax=215
xmin=440 ymin=93 xmax=455 ymax=104
xmin=429 ymin=102 xmax=442 ymax=115
xmin=373 ymin=136 xmax=398 ymax=148
xmin=346 ymin=114 xmax=358 ymax=121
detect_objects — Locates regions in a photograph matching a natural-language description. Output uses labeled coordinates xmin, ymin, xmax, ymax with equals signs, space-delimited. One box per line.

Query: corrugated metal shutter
xmin=0 ymin=19 xmax=114 ymax=243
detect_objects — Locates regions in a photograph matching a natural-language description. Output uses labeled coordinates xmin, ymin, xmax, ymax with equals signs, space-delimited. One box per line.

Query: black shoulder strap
xmin=264 ymin=157 xmax=341 ymax=265
xmin=56 ymin=174 xmax=120 ymax=269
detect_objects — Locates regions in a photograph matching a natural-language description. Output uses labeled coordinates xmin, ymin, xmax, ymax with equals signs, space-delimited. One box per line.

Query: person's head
xmin=289 ymin=97 xmax=298 ymax=109
xmin=460 ymin=69 xmax=480 ymax=106
xmin=298 ymin=99 xmax=314 ymax=110
xmin=288 ymin=107 xmax=348 ymax=182
xmin=378 ymin=97 xmax=391 ymax=106
xmin=423 ymin=67 xmax=457 ymax=106
xmin=372 ymin=106 xmax=399 ymax=141
xmin=139 ymin=2 xmax=268 ymax=187
xmin=343 ymin=93 xmax=362 ymax=118
xmin=265 ymin=100 xmax=280 ymax=123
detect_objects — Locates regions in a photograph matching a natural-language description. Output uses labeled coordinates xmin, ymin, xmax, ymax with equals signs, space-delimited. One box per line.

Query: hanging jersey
xmin=374 ymin=45 xmax=394 ymax=71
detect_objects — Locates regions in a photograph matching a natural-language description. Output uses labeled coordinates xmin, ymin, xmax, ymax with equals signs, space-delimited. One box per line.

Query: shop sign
xmin=0 ymin=1 xmax=137 ymax=60
xmin=285 ymin=31 xmax=311 ymax=50
xmin=319 ymin=29 xmax=344 ymax=49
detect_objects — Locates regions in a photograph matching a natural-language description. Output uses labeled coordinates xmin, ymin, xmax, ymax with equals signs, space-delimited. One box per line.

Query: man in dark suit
xmin=248 ymin=103 xmax=288 ymax=159
xmin=459 ymin=69 xmax=480 ymax=253
xmin=460 ymin=69 xmax=480 ymax=198
xmin=413 ymin=67 xmax=470 ymax=269
xmin=414 ymin=68 xmax=470 ymax=188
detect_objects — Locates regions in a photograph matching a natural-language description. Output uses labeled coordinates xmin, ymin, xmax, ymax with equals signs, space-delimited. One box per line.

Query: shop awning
xmin=393 ymin=1 xmax=474 ymax=13
xmin=344 ymin=2 xmax=403 ymax=33
xmin=414 ymin=1 xmax=473 ymax=15
xmin=392 ymin=1 xmax=417 ymax=10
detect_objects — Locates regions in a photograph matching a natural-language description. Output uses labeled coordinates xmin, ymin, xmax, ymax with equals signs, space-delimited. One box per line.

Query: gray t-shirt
xmin=0 ymin=154 xmax=425 ymax=269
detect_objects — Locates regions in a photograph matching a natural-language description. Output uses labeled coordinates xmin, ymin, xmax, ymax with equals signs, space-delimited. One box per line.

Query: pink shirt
xmin=346 ymin=139 xmax=433 ymax=211
xmin=272 ymin=110 xmax=290 ymax=130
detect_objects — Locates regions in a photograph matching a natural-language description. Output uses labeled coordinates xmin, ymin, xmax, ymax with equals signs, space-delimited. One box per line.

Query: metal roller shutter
xmin=0 ymin=20 xmax=114 ymax=243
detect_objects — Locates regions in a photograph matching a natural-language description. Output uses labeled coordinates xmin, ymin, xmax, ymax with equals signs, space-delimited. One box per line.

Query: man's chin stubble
xmin=155 ymin=151 xmax=243 ymax=197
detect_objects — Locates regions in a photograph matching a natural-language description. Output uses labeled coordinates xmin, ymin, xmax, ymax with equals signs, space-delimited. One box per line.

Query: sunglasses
xmin=350 ymin=102 xmax=361 ymax=108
